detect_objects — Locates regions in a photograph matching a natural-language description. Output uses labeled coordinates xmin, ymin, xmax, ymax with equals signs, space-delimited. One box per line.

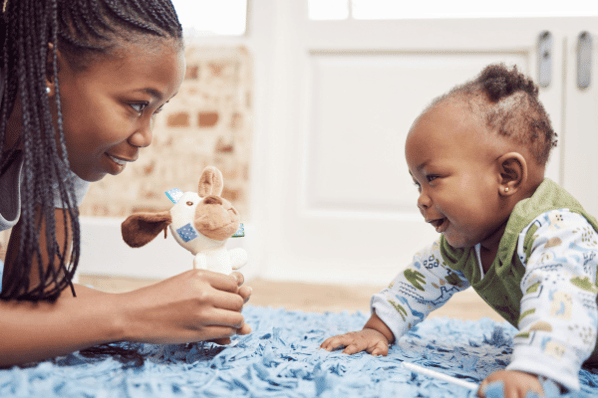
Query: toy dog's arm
xmin=229 ymin=248 xmax=248 ymax=270
xmin=122 ymin=211 xmax=172 ymax=248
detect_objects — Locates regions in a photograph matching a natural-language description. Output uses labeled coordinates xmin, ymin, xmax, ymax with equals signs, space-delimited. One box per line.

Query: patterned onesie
xmin=371 ymin=179 xmax=598 ymax=391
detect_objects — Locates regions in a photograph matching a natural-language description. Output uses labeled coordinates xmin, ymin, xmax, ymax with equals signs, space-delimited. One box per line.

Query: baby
xmin=321 ymin=64 xmax=598 ymax=397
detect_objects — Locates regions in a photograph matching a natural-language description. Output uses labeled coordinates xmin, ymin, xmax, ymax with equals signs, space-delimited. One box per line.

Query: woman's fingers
xmin=201 ymin=307 xmax=246 ymax=328
xmin=120 ymin=269 xmax=253 ymax=345
xmin=237 ymin=322 xmax=252 ymax=335
xmin=238 ymin=285 xmax=252 ymax=303
xmin=231 ymin=271 xmax=244 ymax=287
xmin=194 ymin=270 xmax=239 ymax=293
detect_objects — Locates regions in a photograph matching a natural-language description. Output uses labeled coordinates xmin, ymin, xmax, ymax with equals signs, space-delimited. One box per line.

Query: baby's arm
xmin=485 ymin=209 xmax=598 ymax=394
xmin=320 ymin=310 xmax=394 ymax=356
xmin=321 ymin=240 xmax=470 ymax=356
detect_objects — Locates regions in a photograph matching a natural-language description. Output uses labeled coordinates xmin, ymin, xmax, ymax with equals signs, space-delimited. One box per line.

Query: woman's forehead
xmin=69 ymin=39 xmax=185 ymax=98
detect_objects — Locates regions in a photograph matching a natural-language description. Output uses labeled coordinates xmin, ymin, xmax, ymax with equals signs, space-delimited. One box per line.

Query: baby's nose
xmin=203 ymin=196 xmax=223 ymax=205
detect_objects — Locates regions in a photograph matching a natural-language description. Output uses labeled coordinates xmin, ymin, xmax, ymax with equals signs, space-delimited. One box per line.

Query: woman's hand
xmin=116 ymin=269 xmax=252 ymax=344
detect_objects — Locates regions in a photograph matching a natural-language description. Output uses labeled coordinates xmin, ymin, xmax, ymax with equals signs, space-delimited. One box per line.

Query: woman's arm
xmin=0 ymin=207 xmax=251 ymax=367
xmin=0 ymin=283 xmax=122 ymax=366
xmin=0 ymin=270 xmax=251 ymax=367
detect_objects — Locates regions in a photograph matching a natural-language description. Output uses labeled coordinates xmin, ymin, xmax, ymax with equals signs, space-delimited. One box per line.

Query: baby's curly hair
xmin=435 ymin=64 xmax=558 ymax=165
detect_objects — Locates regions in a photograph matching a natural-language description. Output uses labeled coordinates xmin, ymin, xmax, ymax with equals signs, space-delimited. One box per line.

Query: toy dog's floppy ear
xmin=122 ymin=211 xmax=173 ymax=248
xmin=198 ymin=166 xmax=223 ymax=197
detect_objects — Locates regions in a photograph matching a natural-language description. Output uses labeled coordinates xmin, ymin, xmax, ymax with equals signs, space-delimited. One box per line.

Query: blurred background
xmin=40 ymin=0 xmax=598 ymax=313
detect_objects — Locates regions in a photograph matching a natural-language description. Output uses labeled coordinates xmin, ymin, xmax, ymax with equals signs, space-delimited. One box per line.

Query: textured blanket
xmin=1 ymin=305 xmax=597 ymax=397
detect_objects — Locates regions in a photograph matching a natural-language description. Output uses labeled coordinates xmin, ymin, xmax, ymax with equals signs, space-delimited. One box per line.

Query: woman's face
xmin=53 ymin=39 xmax=185 ymax=182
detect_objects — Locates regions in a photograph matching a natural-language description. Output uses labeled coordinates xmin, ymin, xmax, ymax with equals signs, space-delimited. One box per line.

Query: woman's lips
xmin=106 ymin=154 xmax=133 ymax=165
xmin=104 ymin=153 xmax=135 ymax=174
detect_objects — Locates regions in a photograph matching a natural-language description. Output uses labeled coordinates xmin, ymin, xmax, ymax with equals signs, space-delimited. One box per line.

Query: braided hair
xmin=435 ymin=64 xmax=558 ymax=165
xmin=0 ymin=0 xmax=182 ymax=301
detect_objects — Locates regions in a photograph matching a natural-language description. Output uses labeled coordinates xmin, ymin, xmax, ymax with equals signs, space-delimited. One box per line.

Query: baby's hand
xmin=320 ymin=328 xmax=390 ymax=356
xmin=478 ymin=370 xmax=557 ymax=398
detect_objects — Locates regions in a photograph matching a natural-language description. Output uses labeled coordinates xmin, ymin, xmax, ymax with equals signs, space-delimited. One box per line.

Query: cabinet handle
xmin=577 ymin=31 xmax=592 ymax=90
xmin=538 ymin=31 xmax=552 ymax=88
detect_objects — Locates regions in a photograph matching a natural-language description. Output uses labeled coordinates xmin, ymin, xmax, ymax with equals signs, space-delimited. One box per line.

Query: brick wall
xmin=79 ymin=45 xmax=253 ymax=221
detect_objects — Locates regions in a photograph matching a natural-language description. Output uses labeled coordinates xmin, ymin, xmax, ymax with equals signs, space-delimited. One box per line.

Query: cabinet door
xmin=562 ymin=30 xmax=598 ymax=217
xmin=254 ymin=2 xmax=595 ymax=284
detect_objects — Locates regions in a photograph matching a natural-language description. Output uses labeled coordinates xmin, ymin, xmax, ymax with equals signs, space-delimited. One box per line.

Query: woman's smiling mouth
xmin=106 ymin=153 xmax=133 ymax=166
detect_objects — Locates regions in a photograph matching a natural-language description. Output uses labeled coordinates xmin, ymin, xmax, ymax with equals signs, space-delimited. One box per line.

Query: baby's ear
xmin=121 ymin=211 xmax=172 ymax=248
xmin=497 ymin=152 xmax=527 ymax=196
xmin=198 ymin=166 xmax=224 ymax=197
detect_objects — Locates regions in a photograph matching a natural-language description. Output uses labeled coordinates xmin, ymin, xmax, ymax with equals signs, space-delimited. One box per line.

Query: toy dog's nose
xmin=203 ymin=196 xmax=223 ymax=205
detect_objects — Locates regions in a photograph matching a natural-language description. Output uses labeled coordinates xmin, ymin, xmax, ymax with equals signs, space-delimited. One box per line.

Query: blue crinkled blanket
xmin=1 ymin=305 xmax=597 ymax=397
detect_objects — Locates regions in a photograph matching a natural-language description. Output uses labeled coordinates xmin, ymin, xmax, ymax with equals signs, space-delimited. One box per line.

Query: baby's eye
xmin=426 ymin=175 xmax=439 ymax=182
xmin=412 ymin=180 xmax=421 ymax=192
xmin=130 ymin=102 xmax=149 ymax=113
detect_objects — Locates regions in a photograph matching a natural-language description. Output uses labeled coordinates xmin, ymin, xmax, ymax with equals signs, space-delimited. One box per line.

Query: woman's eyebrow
xmin=134 ymin=88 xmax=164 ymax=101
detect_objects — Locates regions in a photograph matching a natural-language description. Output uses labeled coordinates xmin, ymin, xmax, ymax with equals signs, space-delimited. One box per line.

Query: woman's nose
xmin=128 ymin=120 xmax=153 ymax=148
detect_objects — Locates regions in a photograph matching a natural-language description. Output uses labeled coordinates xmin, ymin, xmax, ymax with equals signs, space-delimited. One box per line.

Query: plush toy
xmin=121 ymin=166 xmax=248 ymax=275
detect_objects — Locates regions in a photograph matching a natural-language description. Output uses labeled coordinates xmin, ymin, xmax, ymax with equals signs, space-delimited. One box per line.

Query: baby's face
xmin=405 ymin=101 xmax=512 ymax=249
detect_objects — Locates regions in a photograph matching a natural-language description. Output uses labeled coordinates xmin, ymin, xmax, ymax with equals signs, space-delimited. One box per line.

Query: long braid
xmin=0 ymin=0 xmax=182 ymax=302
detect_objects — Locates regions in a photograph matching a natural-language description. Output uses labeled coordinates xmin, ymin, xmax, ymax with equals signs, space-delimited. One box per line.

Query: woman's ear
xmin=497 ymin=152 xmax=527 ymax=196
xmin=45 ymin=42 xmax=59 ymax=96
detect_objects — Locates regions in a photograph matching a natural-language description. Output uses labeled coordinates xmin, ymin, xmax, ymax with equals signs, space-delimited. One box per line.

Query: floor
xmin=77 ymin=275 xmax=505 ymax=322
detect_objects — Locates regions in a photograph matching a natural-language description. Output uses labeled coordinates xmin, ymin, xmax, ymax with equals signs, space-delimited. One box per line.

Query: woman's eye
xmin=427 ymin=175 xmax=439 ymax=182
xmin=130 ymin=102 xmax=149 ymax=113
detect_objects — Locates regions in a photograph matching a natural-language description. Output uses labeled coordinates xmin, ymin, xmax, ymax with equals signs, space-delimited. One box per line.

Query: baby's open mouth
xmin=427 ymin=218 xmax=447 ymax=233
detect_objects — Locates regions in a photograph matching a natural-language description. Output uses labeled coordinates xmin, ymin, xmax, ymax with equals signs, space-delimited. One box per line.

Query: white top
xmin=371 ymin=209 xmax=598 ymax=391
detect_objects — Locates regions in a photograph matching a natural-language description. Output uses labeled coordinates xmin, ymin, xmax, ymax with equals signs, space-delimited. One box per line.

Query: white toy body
xmin=122 ymin=166 xmax=248 ymax=275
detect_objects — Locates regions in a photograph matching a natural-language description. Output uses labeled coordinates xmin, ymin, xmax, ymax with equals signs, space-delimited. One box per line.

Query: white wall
xmin=77 ymin=2 xmax=598 ymax=286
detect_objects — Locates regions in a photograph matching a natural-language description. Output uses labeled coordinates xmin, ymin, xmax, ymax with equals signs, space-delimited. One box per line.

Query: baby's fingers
xmin=342 ymin=342 xmax=368 ymax=355
xmin=320 ymin=334 xmax=352 ymax=351
xmin=367 ymin=341 xmax=389 ymax=357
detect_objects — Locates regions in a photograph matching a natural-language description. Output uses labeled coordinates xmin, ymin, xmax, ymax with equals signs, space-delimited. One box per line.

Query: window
xmin=171 ymin=0 xmax=247 ymax=36
xmin=309 ymin=0 xmax=598 ymax=20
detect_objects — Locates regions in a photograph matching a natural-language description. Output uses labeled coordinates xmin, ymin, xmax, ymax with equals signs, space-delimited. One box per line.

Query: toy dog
xmin=121 ymin=166 xmax=248 ymax=275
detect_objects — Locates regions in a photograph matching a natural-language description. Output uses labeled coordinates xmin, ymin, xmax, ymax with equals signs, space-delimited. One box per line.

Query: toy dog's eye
xmin=186 ymin=201 xmax=194 ymax=206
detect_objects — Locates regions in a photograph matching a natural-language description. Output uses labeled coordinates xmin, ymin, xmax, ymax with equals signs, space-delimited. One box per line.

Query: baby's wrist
xmin=364 ymin=310 xmax=395 ymax=343
xmin=362 ymin=326 xmax=390 ymax=344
